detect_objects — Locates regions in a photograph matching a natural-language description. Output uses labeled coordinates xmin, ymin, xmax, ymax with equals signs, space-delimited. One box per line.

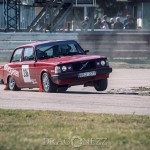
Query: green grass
xmin=0 ymin=109 xmax=150 ymax=150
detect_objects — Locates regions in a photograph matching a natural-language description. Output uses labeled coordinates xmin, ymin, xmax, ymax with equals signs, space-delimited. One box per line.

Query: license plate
xmin=78 ymin=71 xmax=96 ymax=78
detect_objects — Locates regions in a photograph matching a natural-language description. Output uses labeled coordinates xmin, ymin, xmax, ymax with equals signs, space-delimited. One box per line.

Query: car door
xmin=4 ymin=48 xmax=23 ymax=87
xmin=20 ymin=47 xmax=38 ymax=88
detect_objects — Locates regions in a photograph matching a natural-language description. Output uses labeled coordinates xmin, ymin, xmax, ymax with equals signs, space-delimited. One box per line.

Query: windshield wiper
xmin=48 ymin=55 xmax=61 ymax=58
xmin=62 ymin=52 xmax=82 ymax=56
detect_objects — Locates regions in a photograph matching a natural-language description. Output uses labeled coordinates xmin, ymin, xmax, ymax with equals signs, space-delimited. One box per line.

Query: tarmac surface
xmin=0 ymin=69 xmax=150 ymax=115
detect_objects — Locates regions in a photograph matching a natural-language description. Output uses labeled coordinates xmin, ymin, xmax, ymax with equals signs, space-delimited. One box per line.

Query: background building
xmin=0 ymin=0 xmax=149 ymax=32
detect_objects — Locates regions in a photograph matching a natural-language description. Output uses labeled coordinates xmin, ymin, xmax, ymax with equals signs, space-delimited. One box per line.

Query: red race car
xmin=0 ymin=40 xmax=112 ymax=92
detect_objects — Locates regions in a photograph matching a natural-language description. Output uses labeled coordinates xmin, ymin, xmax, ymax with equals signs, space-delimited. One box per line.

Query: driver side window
xmin=23 ymin=47 xmax=34 ymax=61
xmin=11 ymin=48 xmax=23 ymax=62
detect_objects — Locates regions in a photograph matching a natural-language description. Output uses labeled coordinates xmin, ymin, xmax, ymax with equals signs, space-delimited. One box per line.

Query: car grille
xmin=72 ymin=60 xmax=96 ymax=71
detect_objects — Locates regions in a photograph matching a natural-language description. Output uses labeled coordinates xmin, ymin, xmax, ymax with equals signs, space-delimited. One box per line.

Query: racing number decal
xmin=22 ymin=65 xmax=31 ymax=82
xmin=22 ymin=68 xmax=29 ymax=77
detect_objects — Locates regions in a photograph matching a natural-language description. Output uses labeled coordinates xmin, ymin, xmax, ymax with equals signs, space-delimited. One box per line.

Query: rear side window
xmin=11 ymin=48 xmax=23 ymax=62
xmin=23 ymin=47 xmax=34 ymax=61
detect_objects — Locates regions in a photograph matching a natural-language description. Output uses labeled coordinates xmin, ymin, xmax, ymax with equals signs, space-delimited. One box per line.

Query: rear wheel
xmin=42 ymin=72 xmax=57 ymax=93
xmin=8 ymin=76 xmax=21 ymax=91
xmin=93 ymin=79 xmax=108 ymax=91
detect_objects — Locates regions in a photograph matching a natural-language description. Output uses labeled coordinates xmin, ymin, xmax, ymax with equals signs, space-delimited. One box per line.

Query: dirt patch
xmin=108 ymin=87 xmax=150 ymax=96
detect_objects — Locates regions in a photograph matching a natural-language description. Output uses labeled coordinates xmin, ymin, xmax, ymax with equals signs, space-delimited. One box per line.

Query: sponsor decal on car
xmin=31 ymin=79 xmax=38 ymax=84
xmin=4 ymin=64 xmax=19 ymax=77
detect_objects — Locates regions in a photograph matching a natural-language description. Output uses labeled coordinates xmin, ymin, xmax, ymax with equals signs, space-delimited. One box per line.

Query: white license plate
xmin=78 ymin=71 xmax=96 ymax=78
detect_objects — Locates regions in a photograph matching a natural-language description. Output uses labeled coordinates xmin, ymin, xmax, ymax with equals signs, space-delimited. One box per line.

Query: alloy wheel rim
xmin=42 ymin=74 xmax=50 ymax=91
xmin=9 ymin=77 xmax=15 ymax=90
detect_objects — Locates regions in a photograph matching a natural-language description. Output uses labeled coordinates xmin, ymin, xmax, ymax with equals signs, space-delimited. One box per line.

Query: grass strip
xmin=0 ymin=109 xmax=150 ymax=150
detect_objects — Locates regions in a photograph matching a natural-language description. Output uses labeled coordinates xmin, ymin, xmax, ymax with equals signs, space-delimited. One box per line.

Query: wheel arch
xmin=40 ymin=69 xmax=51 ymax=82
xmin=7 ymin=75 xmax=11 ymax=84
xmin=2 ymin=73 xmax=11 ymax=85
xmin=7 ymin=75 xmax=21 ymax=91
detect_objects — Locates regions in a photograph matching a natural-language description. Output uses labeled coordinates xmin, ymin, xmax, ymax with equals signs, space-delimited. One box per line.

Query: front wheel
xmin=8 ymin=76 xmax=21 ymax=91
xmin=93 ymin=79 xmax=108 ymax=91
xmin=57 ymin=86 xmax=68 ymax=93
xmin=42 ymin=72 xmax=57 ymax=93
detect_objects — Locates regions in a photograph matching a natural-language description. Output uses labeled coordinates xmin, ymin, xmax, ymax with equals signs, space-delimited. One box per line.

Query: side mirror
xmin=84 ymin=50 xmax=89 ymax=54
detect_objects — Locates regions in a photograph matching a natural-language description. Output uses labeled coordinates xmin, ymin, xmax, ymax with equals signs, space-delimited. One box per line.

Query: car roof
xmin=16 ymin=40 xmax=77 ymax=48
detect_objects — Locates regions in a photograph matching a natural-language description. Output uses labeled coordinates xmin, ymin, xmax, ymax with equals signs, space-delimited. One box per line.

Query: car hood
xmin=39 ymin=55 xmax=106 ymax=65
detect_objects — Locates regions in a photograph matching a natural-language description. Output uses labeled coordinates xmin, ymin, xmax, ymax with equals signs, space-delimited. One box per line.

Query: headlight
xmin=62 ymin=65 xmax=73 ymax=72
xmin=55 ymin=66 xmax=61 ymax=74
xmin=61 ymin=66 xmax=67 ymax=72
xmin=55 ymin=65 xmax=73 ymax=73
xmin=67 ymin=65 xmax=73 ymax=71
xmin=101 ymin=60 xmax=106 ymax=66
xmin=106 ymin=60 xmax=109 ymax=66
xmin=96 ymin=61 xmax=101 ymax=66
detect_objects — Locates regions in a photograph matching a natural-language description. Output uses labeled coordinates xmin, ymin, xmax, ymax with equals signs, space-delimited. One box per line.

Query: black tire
xmin=42 ymin=72 xmax=57 ymax=93
xmin=8 ymin=76 xmax=21 ymax=91
xmin=57 ymin=86 xmax=68 ymax=93
xmin=93 ymin=78 xmax=108 ymax=91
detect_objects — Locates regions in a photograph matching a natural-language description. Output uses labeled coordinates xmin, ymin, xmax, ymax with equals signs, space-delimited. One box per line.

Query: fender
xmin=0 ymin=65 xmax=4 ymax=84
xmin=40 ymin=68 xmax=50 ymax=80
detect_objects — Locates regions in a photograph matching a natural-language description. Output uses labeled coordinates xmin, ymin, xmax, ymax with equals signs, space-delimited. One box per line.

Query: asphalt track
xmin=0 ymin=69 xmax=150 ymax=115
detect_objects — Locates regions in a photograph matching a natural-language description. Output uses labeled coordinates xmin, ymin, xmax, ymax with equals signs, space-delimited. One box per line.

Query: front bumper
xmin=51 ymin=67 xmax=112 ymax=84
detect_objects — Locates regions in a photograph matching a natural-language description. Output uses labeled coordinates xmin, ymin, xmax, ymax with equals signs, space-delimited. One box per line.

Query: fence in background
xmin=0 ymin=31 xmax=150 ymax=62
xmin=0 ymin=33 xmax=78 ymax=61
xmin=78 ymin=31 xmax=150 ymax=59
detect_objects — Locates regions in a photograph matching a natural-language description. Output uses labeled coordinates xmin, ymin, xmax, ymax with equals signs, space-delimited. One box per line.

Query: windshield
xmin=35 ymin=41 xmax=85 ymax=60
